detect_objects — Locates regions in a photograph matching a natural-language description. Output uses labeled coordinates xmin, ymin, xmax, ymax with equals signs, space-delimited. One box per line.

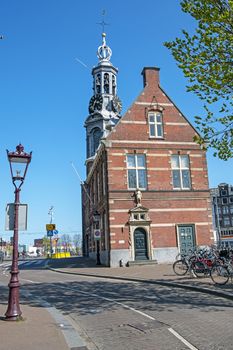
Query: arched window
xmin=92 ymin=128 xmax=102 ymax=155
xmin=104 ymin=73 xmax=109 ymax=93
xmin=96 ymin=74 xmax=101 ymax=94
xmin=112 ymin=75 xmax=116 ymax=95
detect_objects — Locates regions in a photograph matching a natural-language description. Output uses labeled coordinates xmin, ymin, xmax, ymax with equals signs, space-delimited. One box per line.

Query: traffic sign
xmin=47 ymin=230 xmax=54 ymax=237
xmin=46 ymin=224 xmax=56 ymax=231
xmin=5 ymin=203 xmax=28 ymax=231
xmin=53 ymin=230 xmax=58 ymax=235
xmin=94 ymin=229 xmax=101 ymax=240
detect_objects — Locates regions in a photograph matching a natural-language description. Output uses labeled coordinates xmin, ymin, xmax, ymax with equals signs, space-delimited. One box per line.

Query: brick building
xmin=210 ymin=183 xmax=233 ymax=247
xmin=82 ymin=32 xmax=213 ymax=267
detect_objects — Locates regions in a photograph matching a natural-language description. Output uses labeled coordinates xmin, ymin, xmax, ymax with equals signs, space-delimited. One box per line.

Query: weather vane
xmin=97 ymin=10 xmax=109 ymax=33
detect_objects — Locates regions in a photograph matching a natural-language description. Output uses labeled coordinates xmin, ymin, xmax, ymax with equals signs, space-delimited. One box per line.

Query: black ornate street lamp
xmin=93 ymin=210 xmax=101 ymax=265
xmin=5 ymin=144 xmax=32 ymax=321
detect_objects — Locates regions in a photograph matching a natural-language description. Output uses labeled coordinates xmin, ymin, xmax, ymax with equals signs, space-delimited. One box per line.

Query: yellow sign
xmin=46 ymin=224 xmax=56 ymax=231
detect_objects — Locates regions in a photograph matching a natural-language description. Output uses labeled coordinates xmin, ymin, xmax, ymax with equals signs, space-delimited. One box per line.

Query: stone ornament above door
xmin=128 ymin=205 xmax=151 ymax=226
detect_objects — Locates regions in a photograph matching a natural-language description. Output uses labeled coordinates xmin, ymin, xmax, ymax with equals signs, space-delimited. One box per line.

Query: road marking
xmin=168 ymin=328 xmax=199 ymax=350
xmin=34 ymin=261 xmax=43 ymax=265
xmin=17 ymin=274 xmax=199 ymax=350
xmin=2 ymin=263 xmax=11 ymax=268
xmin=20 ymin=261 xmax=32 ymax=266
xmin=72 ymin=288 xmax=199 ymax=350
xmin=81 ymin=290 xmax=155 ymax=320
xmin=20 ymin=278 xmax=38 ymax=283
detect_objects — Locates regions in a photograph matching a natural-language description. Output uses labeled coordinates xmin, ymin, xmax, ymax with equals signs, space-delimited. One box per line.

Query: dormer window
xmin=148 ymin=112 xmax=163 ymax=138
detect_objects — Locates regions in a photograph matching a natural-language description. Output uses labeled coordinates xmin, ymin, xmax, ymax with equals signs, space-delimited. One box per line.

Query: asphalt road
xmin=1 ymin=261 xmax=233 ymax=350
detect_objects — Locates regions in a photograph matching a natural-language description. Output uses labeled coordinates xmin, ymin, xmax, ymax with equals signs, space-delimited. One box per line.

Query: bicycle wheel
xmin=173 ymin=260 xmax=189 ymax=276
xmin=210 ymin=265 xmax=229 ymax=285
xmin=191 ymin=260 xmax=208 ymax=278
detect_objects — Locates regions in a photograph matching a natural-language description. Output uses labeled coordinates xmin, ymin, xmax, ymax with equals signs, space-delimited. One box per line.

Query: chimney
xmin=141 ymin=67 xmax=160 ymax=87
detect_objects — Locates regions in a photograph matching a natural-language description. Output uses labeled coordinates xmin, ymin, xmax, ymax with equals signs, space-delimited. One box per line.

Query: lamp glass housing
xmin=7 ymin=144 xmax=32 ymax=183
xmin=8 ymin=157 xmax=29 ymax=181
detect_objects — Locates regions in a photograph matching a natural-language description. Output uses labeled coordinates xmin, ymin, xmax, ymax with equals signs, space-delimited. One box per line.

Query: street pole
xmin=96 ymin=240 xmax=101 ymax=265
xmin=50 ymin=236 xmax=52 ymax=256
xmin=93 ymin=210 xmax=101 ymax=266
xmin=48 ymin=206 xmax=54 ymax=257
xmin=5 ymin=188 xmax=21 ymax=320
xmin=5 ymin=144 xmax=32 ymax=321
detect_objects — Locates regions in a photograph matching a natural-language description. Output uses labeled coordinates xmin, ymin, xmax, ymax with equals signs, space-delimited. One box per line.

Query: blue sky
xmin=0 ymin=0 xmax=232 ymax=246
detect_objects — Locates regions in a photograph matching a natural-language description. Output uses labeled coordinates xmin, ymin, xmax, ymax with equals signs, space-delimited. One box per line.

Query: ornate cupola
xmin=85 ymin=31 xmax=122 ymax=171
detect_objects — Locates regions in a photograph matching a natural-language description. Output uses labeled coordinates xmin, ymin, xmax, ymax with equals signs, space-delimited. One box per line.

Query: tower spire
xmin=84 ymin=16 xmax=122 ymax=165
xmin=96 ymin=11 xmax=111 ymax=63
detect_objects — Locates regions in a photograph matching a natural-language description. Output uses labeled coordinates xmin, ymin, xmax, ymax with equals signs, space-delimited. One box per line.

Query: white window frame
xmin=171 ymin=154 xmax=191 ymax=190
xmin=148 ymin=112 xmax=163 ymax=138
xmin=223 ymin=217 xmax=230 ymax=226
xmin=126 ymin=154 xmax=147 ymax=190
xmin=222 ymin=206 xmax=229 ymax=214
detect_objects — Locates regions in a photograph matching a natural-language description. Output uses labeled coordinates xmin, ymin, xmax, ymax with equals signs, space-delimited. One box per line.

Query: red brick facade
xmin=82 ymin=67 xmax=213 ymax=267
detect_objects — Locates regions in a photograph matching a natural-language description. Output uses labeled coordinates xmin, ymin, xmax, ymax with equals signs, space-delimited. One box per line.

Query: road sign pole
xmin=94 ymin=229 xmax=101 ymax=265
xmin=96 ymin=240 xmax=101 ymax=265
xmin=50 ymin=236 xmax=52 ymax=257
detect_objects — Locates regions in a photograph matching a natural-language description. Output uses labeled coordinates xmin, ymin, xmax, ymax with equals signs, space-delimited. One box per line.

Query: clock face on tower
xmin=112 ymin=95 xmax=122 ymax=114
xmin=89 ymin=95 xmax=103 ymax=114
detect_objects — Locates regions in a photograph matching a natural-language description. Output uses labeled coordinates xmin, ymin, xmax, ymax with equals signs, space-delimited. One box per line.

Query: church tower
xmin=82 ymin=25 xmax=212 ymax=267
xmin=84 ymin=32 xmax=122 ymax=174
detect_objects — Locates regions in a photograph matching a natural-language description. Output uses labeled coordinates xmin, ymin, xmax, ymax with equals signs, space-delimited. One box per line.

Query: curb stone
xmin=47 ymin=266 xmax=233 ymax=301
xmin=23 ymin=290 xmax=89 ymax=350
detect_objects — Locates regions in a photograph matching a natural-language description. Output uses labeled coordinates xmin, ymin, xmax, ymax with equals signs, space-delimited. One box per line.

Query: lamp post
xmin=5 ymin=144 xmax=32 ymax=321
xmin=93 ymin=210 xmax=101 ymax=265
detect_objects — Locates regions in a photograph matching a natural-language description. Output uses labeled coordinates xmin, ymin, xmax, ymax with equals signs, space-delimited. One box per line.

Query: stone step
xmin=127 ymin=259 xmax=158 ymax=267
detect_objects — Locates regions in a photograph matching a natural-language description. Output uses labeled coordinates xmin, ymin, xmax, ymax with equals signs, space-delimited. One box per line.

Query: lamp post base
xmin=5 ymin=314 xmax=23 ymax=321
xmin=5 ymin=276 xmax=22 ymax=321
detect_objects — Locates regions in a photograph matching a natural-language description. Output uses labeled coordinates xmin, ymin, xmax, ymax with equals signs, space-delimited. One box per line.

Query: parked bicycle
xmin=173 ymin=246 xmax=224 ymax=278
xmin=210 ymin=251 xmax=233 ymax=285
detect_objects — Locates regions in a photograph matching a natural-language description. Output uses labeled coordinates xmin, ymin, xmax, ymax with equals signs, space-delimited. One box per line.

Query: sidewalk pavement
xmin=1 ymin=257 xmax=233 ymax=350
xmin=0 ymin=303 xmax=70 ymax=350
xmin=47 ymin=257 xmax=233 ymax=300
